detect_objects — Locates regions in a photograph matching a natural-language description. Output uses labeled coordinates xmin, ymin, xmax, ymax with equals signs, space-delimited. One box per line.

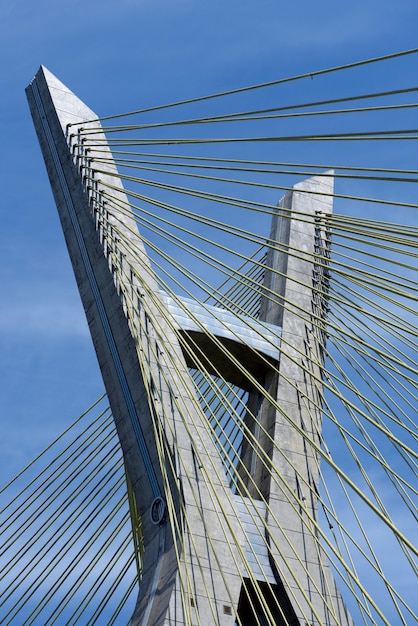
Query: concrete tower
xmin=26 ymin=67 xmax=353 ymax=626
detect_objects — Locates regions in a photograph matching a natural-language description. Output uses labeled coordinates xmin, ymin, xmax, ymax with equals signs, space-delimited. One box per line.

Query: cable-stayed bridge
xmin=0 ymin=50 xmax=417 ymax=625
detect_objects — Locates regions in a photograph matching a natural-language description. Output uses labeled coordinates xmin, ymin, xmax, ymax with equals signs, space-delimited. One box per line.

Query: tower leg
xmin=238 ymin=175 xmax=354 ymax=625
xmin=26 ymin=66 xmax=244 ymax=626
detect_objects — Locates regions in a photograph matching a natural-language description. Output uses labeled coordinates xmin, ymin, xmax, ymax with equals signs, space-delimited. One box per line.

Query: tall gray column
xmin=26 ymin=66 xmax=244 ymax=626
xmin=238 ymin=176 xmax=354 ymax=625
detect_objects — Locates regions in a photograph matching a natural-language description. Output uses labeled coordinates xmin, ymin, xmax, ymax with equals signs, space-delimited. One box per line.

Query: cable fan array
xmin=0 ymin=397 xmax=140 ymax=625
xmin=2 ymin=48 xmax=417 ymax=625
xmin=75 ymin=48 xmax=416 ymax=626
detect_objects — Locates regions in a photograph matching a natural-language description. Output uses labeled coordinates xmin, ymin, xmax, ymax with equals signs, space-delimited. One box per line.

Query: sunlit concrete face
xmin=161 ymin=292 xmax=281 ymax=389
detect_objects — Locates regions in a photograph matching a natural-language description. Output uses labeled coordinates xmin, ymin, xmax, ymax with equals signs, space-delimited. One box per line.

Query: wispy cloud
xmin=0 ymin=297 xmax=89 ymax=337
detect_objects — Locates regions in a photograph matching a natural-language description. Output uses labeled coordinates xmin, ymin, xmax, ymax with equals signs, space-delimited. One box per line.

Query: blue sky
xmin=0 ymin=1 xmax=417 ymax=621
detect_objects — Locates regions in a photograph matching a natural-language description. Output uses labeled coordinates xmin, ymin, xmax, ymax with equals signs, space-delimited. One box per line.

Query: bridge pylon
xmin=27 ymin=67 xmax=353 ymax=626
